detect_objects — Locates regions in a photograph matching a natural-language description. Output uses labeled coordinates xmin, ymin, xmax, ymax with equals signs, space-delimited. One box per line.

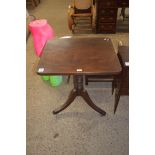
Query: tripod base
xmin=53 ymin=75 xmax=106 ymax=116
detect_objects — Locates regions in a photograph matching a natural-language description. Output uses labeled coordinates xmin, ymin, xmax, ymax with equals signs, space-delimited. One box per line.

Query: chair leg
xmin=85 ymin=76 xmax=88 ymax=85
xmin=112 ymin=81 xmax=115 ymax=95
xmin=91 ymin=16 xmax=93 ymax=28
xmin=67 ymin=75 xmax=71 ymax=83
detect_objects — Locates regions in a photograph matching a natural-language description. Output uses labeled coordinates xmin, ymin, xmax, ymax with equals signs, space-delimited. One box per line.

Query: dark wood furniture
xmin=26 ymin=0 xmax=36 ymax=8
xmin=85 ymin=75 xmax=114 ymax=85
xmin=113 ymin=45 xmax=129 ymax=113
xmin=85 ymin=74 xmax=115 ymax=99
xmin=37 ymin=37 xmax=121 ymax=115
xmin=67 ymin=0 xmax=95 ymax=34
xmin=26 ymin=0 xmax=40 ymax=9
xmin=96 ymin=0 xmax=129 ymax=33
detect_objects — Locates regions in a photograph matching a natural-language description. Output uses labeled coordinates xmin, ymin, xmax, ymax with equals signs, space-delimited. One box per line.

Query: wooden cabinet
xmin=98 ymin=23 xmax=116 ymax=33
xmin=95 ymin=0 xmax=129 ymax=33
xmin=96 ymin=0 xmax=118 ymax=33
xmin=98 ymin=8 xmax=118 ymax=17
xmin=98 ymin=0 xmax=117 ymax=7
xmin=117 ymin=0 xmax=129 ymax=7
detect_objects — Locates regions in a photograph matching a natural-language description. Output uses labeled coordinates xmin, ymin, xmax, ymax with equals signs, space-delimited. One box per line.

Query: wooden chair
xmin=67 ymin=0 xmax=96 ymax=33
xmin=34 ymin=0 xmax=40 ymax=6
xmin=26 ymin=0 xmax=40 ymax=9
xmin=85 ymin=75 xmax=114 ymax=86
xmin=84 ymin=41 xmax=129 ymax=114
xmin=26 ymin=0 xmax=36 ymax=8
xmin=113 ymin=45 xmax=129 ymax=114
xmin=84 ymin=41 xmax=124 ymax=90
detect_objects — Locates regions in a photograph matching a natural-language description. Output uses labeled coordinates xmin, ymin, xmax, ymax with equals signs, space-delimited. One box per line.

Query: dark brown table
xmin=37 ymin=37 xmax=122 ymax=115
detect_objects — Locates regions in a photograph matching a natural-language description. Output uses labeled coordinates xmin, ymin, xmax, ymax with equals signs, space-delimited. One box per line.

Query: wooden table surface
xmin=37 ymin=37 xmax=122 ymax=75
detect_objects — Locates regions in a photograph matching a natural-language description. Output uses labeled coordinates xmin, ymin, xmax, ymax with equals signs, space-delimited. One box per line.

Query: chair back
xmin=73 ymin=0 xmax=92 ymax=10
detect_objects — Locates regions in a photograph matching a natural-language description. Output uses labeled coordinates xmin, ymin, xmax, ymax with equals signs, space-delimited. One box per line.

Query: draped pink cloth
xmin=29 ymin=19 xmax=54 ymax=57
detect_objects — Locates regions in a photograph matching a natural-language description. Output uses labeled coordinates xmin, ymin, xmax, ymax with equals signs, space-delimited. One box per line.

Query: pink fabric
xmin=29 ymin=19 xmax=54 ymax=57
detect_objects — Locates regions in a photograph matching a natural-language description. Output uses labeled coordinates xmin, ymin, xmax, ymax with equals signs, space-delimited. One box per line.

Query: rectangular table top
xmin=37 ymin=37 xmax=122 ymax=75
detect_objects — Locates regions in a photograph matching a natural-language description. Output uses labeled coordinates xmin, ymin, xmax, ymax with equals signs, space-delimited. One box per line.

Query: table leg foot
xmin=53 ymin=89 xmax=76 ymax=114
xmin=81 ymin=91 xmax=106 ymax=116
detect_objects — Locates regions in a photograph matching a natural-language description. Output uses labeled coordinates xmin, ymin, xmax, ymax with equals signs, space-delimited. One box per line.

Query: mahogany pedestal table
xmin=37 ymin=37 xmax=122 ymax=115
